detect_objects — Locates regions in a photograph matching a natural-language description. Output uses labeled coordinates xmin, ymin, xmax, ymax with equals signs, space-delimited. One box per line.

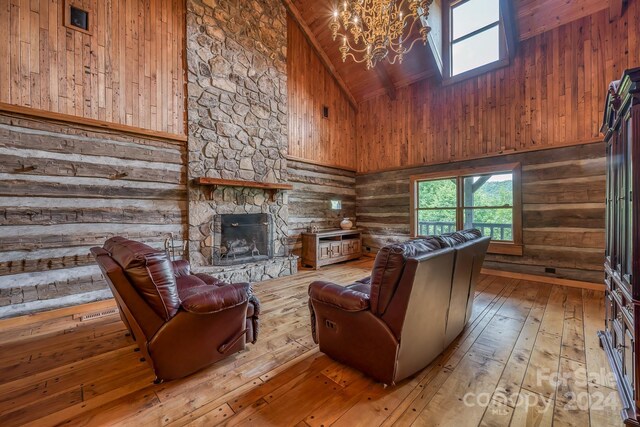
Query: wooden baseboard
xmin=481 ymin=268 xmax=604 ymax=291
xmin=0 ymin=298 xmax=116 ymax=329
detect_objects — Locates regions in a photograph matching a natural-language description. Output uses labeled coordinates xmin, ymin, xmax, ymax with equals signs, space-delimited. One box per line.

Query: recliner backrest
xmin=459 ymin=236 xmax=491 ymax=324
xmin=432 ymin=229 xmax=482 ymax=248
xmin=369 ymin=238 xmax=442 ymax=316
xmin=104 ymin=237 xmax=181 ymax=321
xmin=91 ymin=247 xmax=166 ymax=340
xmin=393 ymin=247 xmax=456 ymax=381
xmin=444 ymin=233 xmax=491 ymax=346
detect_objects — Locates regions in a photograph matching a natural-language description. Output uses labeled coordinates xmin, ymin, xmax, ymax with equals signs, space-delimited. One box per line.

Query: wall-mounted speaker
xmin=64 ymin=1 xmax=93 ymax=35
xmin=70 ymin=6 xmax=89 ymax=31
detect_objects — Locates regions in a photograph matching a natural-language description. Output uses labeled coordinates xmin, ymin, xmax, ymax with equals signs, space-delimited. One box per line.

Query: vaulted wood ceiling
xmin=286 ymin=0 xmax=624 ymax=104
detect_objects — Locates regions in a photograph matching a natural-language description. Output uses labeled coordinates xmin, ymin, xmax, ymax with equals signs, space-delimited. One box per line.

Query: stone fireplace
xmin=211 ymin=213 xmax=273 ymax=266
xmin=184 ymin=0 xmax=296 ymax=283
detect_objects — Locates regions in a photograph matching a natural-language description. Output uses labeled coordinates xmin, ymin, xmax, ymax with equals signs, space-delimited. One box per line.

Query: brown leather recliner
xmin=308 ymin=230 xmax=490 ymax=385
xmin=91 ymin=237 xmax=260 ymax=382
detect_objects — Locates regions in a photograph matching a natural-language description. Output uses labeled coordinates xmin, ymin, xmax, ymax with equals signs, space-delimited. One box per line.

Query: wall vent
xmin=74 ymin=307 xmax=119 ymax=322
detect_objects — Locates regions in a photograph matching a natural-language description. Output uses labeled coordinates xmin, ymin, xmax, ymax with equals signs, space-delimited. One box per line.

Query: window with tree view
xmin=412 ymin=164 xmax=522 ymax=254
xmin=462 ymin=173 xmax=513 ymax=241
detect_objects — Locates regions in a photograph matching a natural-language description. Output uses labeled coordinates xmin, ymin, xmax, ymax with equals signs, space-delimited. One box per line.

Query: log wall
xmin=287 ymin=159 xmax=356 ymax=257
xmin=0 ymin=112 xmax=187 ymax=317
xmin=356 ymin=142 xmax=605 ymax=283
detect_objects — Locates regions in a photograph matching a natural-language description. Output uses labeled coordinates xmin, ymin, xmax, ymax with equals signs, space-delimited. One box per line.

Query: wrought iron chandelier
xmin=330 ymin=0 xmax=433 ymax=70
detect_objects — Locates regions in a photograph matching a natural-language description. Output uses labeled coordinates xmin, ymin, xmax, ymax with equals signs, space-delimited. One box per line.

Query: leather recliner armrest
xmin=355 ymin=276 xmax=371 ymax=285
xmin=172 ymin=260 xmax=192 ymax=277
xmin=308 ymin=281 xmax=370 ymax=312
xmin=181 ymin=282 xmax=250 ymax=314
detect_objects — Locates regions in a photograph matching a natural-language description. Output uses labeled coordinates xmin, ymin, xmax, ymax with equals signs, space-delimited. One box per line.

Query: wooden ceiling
xmin=285 ymin=0 xmax=624 ymax=105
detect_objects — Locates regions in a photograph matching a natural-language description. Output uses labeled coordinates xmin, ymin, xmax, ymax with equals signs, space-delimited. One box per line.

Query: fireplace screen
xmin=211 ymin=213 xmax=273 ymax=266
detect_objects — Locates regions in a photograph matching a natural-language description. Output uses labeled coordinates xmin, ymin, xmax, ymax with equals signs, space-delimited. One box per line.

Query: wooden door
xmin=330 ymin=242 xmax=342 ymax=258
xmin=318 ymin=243 xmax=331 ymax=260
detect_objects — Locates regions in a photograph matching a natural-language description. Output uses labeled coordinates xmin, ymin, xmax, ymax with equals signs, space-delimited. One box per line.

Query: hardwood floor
xmin=0 ymin=260 xmax=623 ymax=426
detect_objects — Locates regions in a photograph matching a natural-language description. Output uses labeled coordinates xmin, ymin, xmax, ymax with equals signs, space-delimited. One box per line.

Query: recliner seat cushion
xmin=104 ymin=237 xmax=181 ymax=321
xmin=370 ymin=238 xmax=441 ymax=315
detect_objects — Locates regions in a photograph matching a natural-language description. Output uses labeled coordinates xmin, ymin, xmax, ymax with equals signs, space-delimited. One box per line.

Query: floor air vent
xmin=74 ymin=307 xmax=119 ymax=322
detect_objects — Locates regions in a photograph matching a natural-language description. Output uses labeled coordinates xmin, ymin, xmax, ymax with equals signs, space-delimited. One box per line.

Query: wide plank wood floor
xmin=0 ymin=260 xmax=624 ymax=426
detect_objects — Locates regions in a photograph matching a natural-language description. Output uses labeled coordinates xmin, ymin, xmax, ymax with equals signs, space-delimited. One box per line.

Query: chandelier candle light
xmin=330 ymin=0 xmax=433 ymax=69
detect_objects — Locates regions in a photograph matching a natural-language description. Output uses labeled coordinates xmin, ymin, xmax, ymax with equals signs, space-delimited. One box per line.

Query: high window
xmin=445 ymin=0 xmax=512 ymax=82
xmin=410 ymin=163 xmax=522 ymax=255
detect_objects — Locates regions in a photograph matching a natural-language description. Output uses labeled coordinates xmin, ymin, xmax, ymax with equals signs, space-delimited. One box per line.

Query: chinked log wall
xmin=356 ymin=142 xmax=605 ymax=283
xmin=0 ymin=112 xmax=187 ymax=317
xmin=287 ymin=159 xmax=356 ymax=257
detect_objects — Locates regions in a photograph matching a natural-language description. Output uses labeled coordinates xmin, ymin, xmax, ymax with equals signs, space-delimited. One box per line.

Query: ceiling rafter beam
xmin=609 ymin=0 xmax=625 ymax=21
xmin=375 ymin=63 xmax=397 ymax=101
xmin=281 ymin=0 xmax=359 ymax=110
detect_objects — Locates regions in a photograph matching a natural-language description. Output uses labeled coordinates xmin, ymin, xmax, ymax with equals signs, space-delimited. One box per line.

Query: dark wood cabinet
xmin=600 ymin=67 xmax=640 ymax=426
xmin=301 ymin=229 xmax=362 ymax=269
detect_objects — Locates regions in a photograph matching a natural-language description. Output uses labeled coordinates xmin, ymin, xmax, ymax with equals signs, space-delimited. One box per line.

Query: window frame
xmin=442 ymin=0 xmax=514 ymax=85
xmin=410 ymin=163 xmax=523 ymax=256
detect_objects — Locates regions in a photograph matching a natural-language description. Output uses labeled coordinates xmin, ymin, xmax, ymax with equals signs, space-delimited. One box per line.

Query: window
xmin=444 ymin=0 xmax=513 ymax=82
xmin=411 ymin=163 xmax=522 ymax=255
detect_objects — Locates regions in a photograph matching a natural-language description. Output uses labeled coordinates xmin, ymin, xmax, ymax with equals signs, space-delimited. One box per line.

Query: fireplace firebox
xmin=211 ymin=213 xmax=273 ymax=266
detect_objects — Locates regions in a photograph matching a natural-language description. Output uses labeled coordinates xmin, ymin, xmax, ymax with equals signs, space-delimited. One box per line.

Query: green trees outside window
xmin=415 ymin=171 xmax=515 ymax=242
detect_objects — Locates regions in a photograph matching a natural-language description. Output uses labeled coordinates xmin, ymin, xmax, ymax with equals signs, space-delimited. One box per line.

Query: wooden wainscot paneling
xmin=287 ymin=14 xmax=357 ymax=171
xmin=355 ymin=4 xmax=637 ymax=173
xmin=356 ymin=143 xmax=605 ymax=283
xmin=0 ymin=112 xmax=187 ymax=317
xmin=0 ymin=0 xmax=186 ymax=136
xmin=287 ymin=159 xmax=356 ymax=258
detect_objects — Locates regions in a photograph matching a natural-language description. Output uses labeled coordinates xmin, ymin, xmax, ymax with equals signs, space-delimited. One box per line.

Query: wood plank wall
xmin=286 ymin=14 xmax=357 ymax=170
xmin=354 ymin=5 xmax=638 ymax=173
xmin=356 ymin=143 xmax=605 ymax=283
xmin=287 ymin=160 xmax=356 ymax=257
xmin=517 ymin=0 xmax=609 ymax=40
xmin=0 ymin=0 xmax=186 ymax=136
xmin=0 ymin=112 xmax=187 ymax=318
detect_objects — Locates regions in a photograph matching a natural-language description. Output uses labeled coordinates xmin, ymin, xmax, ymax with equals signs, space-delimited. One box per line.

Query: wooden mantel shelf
xmin=194 ymin=177 xmax=293 ymax=201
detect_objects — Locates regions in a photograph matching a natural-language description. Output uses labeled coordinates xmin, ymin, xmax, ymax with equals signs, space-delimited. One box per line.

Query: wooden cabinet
xmin=301 ymin=229 xmax=362 ymax=269
xmin=600 ymin=67 xmax=640 ymax=426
